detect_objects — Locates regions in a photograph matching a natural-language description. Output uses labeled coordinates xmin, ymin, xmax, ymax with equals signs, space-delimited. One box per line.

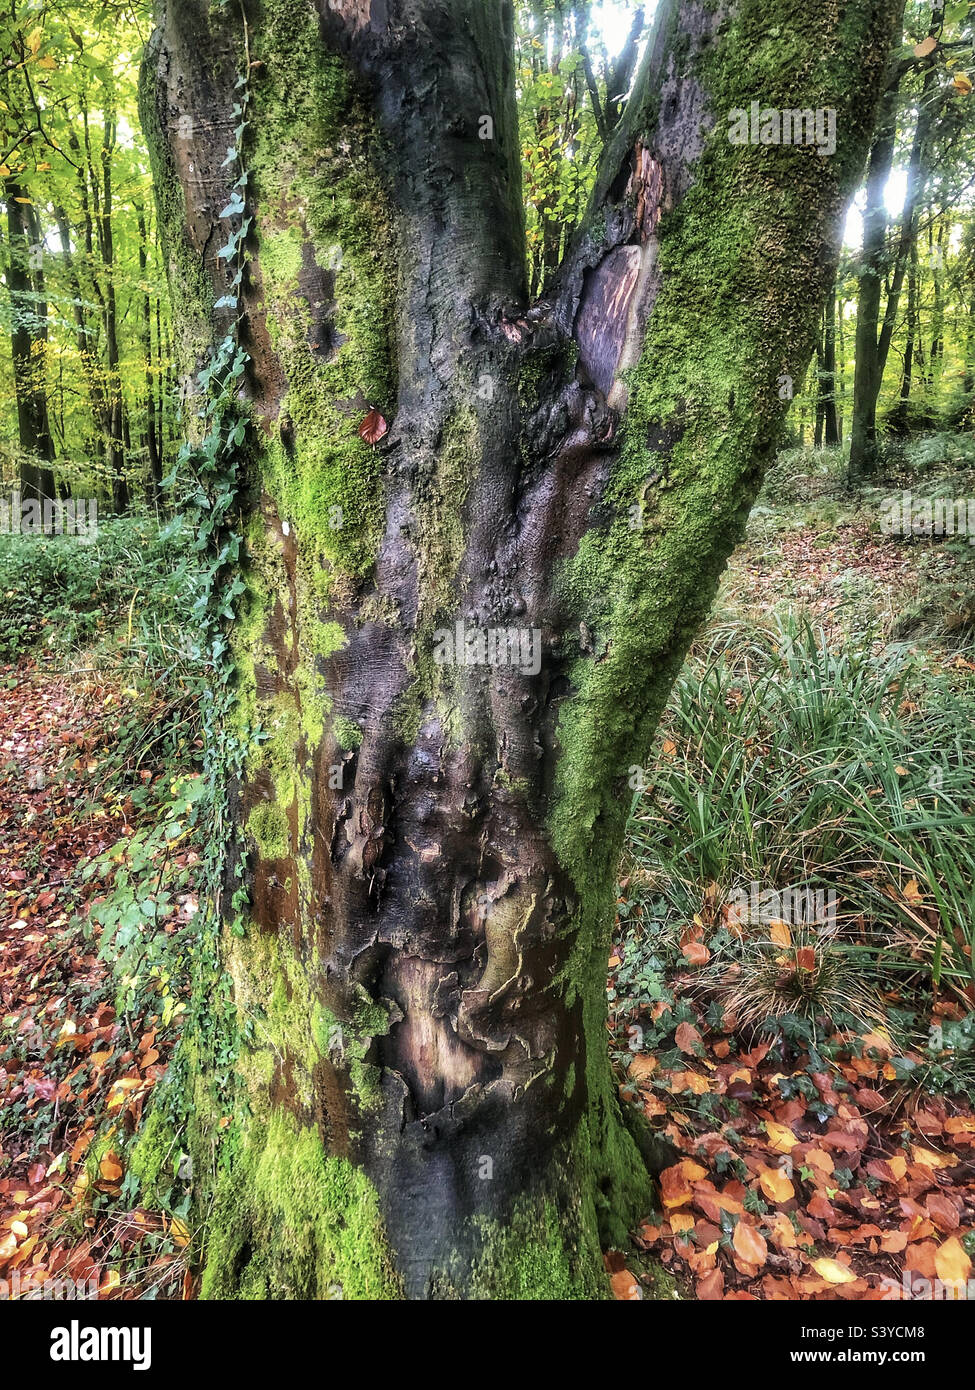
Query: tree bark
xmin=5 ymin=178 xmax=56 ymax=501
xmin=143 ymin=0 xmax=902 ymax=1300
xmin=822 ymin=283 xmax=840 ymax=445
xmin=137 ymin=204 xmax=164 ymax=504
xmin=849 ymin=80 xmax=898 ymax=482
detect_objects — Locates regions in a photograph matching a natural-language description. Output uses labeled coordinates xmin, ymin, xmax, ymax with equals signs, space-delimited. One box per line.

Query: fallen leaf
xmin=732 ymin=1221 xmax=768 ymax=1268
xmin=934 ymin=1236 xmax=972 ymax=1287
xmin=810 ymin=1257 xmax=857 ymax=1285
xmin=758 ymin=1166 xmax=795 ymax=1203
xmin=610 ymin=1268 xmax=642 ymax=1299
xmin=358 ymin=407 xmax=388 ymax=445
xmin=765 ymin=1120 xmax=798 ymax=1154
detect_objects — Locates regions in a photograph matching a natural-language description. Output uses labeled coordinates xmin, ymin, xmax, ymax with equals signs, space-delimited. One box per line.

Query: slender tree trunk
xmin=822 ymin=283 xmax=840 ymax=445
xmin=836 ymin=293 xmax=847 ymax=442
xmin=850 ymin=21 xmax=942 ymax=482
xmin=963 ymin=291 xmax=975 ymax=397
xmin=137 ymin=205 xmax=163 ymax=504
xmin=849 ymin=82 xmax=898 ymax=482
xmin=98 ymin=111 xmax=129 ymax=513
xmin=5 ymin=179 xmax=56 ymax=501
xmin=54 ymin=204 xmax=109 ymax=470
xmin=890 ymin=241 xmax=919 ymax=435
xmin=928 ymin=218 xmax=946 ymax=389
xmin=815 ymin=317 xmax=826 ymax=447
xmin=143 ymin=0 xmax=901 ymax=1300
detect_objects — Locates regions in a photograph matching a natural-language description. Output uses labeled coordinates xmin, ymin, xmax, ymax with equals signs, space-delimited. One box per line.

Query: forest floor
xmin=0 ymin=662 xmax=194 ymax=1299
xmin=1 ymin=451 xmax=974 ymax=1302
xmin=611 ymin=457 xmax=975 ymax=1300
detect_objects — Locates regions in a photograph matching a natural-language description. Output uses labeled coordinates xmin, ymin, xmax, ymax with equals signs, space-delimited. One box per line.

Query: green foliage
xmin=0 ymin=515 xmax=202 ymax=662
xmin=84 ymin=772 xmax=206 ymax=1020
xmin=515 ymin=4 xmax=607 ymax=294
xmin=0 ymin=1 xmax=174 ymax=504
xmin=627 ymin=613 xmax=975 ymax=998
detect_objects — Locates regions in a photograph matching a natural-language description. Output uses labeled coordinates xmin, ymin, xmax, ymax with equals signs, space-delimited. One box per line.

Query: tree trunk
xmin=143 ymin=0 xmax=902 ymax=1300
xmin=98 ymin=110 xmax=129 ymax=513
xmin=849 ymin=23 xmax=943 ymax=482
xmin=5 ymin=178 xmax=56 ymax=501
xmin=890 ymin=239 xmax=920 ymax=436
xmin=849 ymin=81 xmax=898 ymax=482
xmin=815 ymin=321 xmax=825 ymax=447
xmin=928 ymin=218 xmax=946 ymax=388
xmin=822 ymin=283 xmax=839 ymax=445
xmin=138 ymin=205 xmax=164 ymax=503
xmin=836 ymin=292 xmax=847 ymax=442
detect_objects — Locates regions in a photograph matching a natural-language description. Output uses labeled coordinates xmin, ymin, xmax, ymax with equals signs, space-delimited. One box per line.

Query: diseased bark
xmin=144 ymin=0 xmax=903 ymax=1299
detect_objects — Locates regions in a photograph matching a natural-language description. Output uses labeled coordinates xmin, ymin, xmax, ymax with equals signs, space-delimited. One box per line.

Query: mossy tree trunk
xmin=143 ymin=0 xmax=902 ymax=1299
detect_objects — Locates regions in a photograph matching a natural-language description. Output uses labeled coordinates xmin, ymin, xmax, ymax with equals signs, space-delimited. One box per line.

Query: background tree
xmin=849 ymin=0 xmax=975 ymax=480
xmin=143 ymin=0 xmax=900 ymax=1299
xmin=0 ymin=1 xmax=172 ymax=510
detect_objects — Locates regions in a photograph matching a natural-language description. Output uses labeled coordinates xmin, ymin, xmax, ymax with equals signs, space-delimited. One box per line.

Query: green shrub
xmin=0 ymin=513 xmax=204 ymax=668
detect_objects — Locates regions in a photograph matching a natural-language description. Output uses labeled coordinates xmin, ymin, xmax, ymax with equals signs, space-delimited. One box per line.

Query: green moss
xmin=201 ymin=1108 xmax=400 ymax=1300
xmin=259 ymin=226 xmax=303 ymax=287
xmin=467 ymin=1197 xmax=606 ymax=1300
xmin=538 ymin=0 xmax=895 ymax=1263
xmin=332 ymin=716 xmax=362 ymax=750
xmin=247 ymin=801 xmax=291 ymax=860
xmin=551 ymin=0 xmax=894 ymax=892
xmin=200 ymin=914 xmax=398 ymax=1298
xmin=128 ymin=1106 xmax=180 ymax=1194
xmin=391 ymin=403 xmax=481 ymax=746
xmin=249 ymin=0 xmax=396 ymax=578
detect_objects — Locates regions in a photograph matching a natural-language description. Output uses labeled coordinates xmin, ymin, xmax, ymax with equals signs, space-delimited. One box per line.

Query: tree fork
xmin=143 ymin=0 xmax=903 ymax=1299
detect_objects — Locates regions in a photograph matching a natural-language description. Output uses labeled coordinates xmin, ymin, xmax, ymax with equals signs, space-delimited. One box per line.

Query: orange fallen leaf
xmin=675 ymin=1021 xmax=703 ymax=1054
xmin=681 ymin=941 xmax=710 ymax=965
xmin=628 ymin=1054 xmax=656 ymax=1083
xmin=610 ymin=1268 xmax=642 ymax=1299
xmin=732 ymin=1221 xmax=768 ymax=1268
xmin=765 ymin=1120 xmax=798 ymax=1154
xmin=934 ymin=1236 xmax=972 ymax=1287
xmin=769 ymin=919 xmax=791 ymax=946
xmin=758 ymin=1166 xmax=795 ymax=1203
xmin=911 ymin=1144 xmax=957 ymax=1170
xmin=99 ymin=1153 xmax=123 ymax=1182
